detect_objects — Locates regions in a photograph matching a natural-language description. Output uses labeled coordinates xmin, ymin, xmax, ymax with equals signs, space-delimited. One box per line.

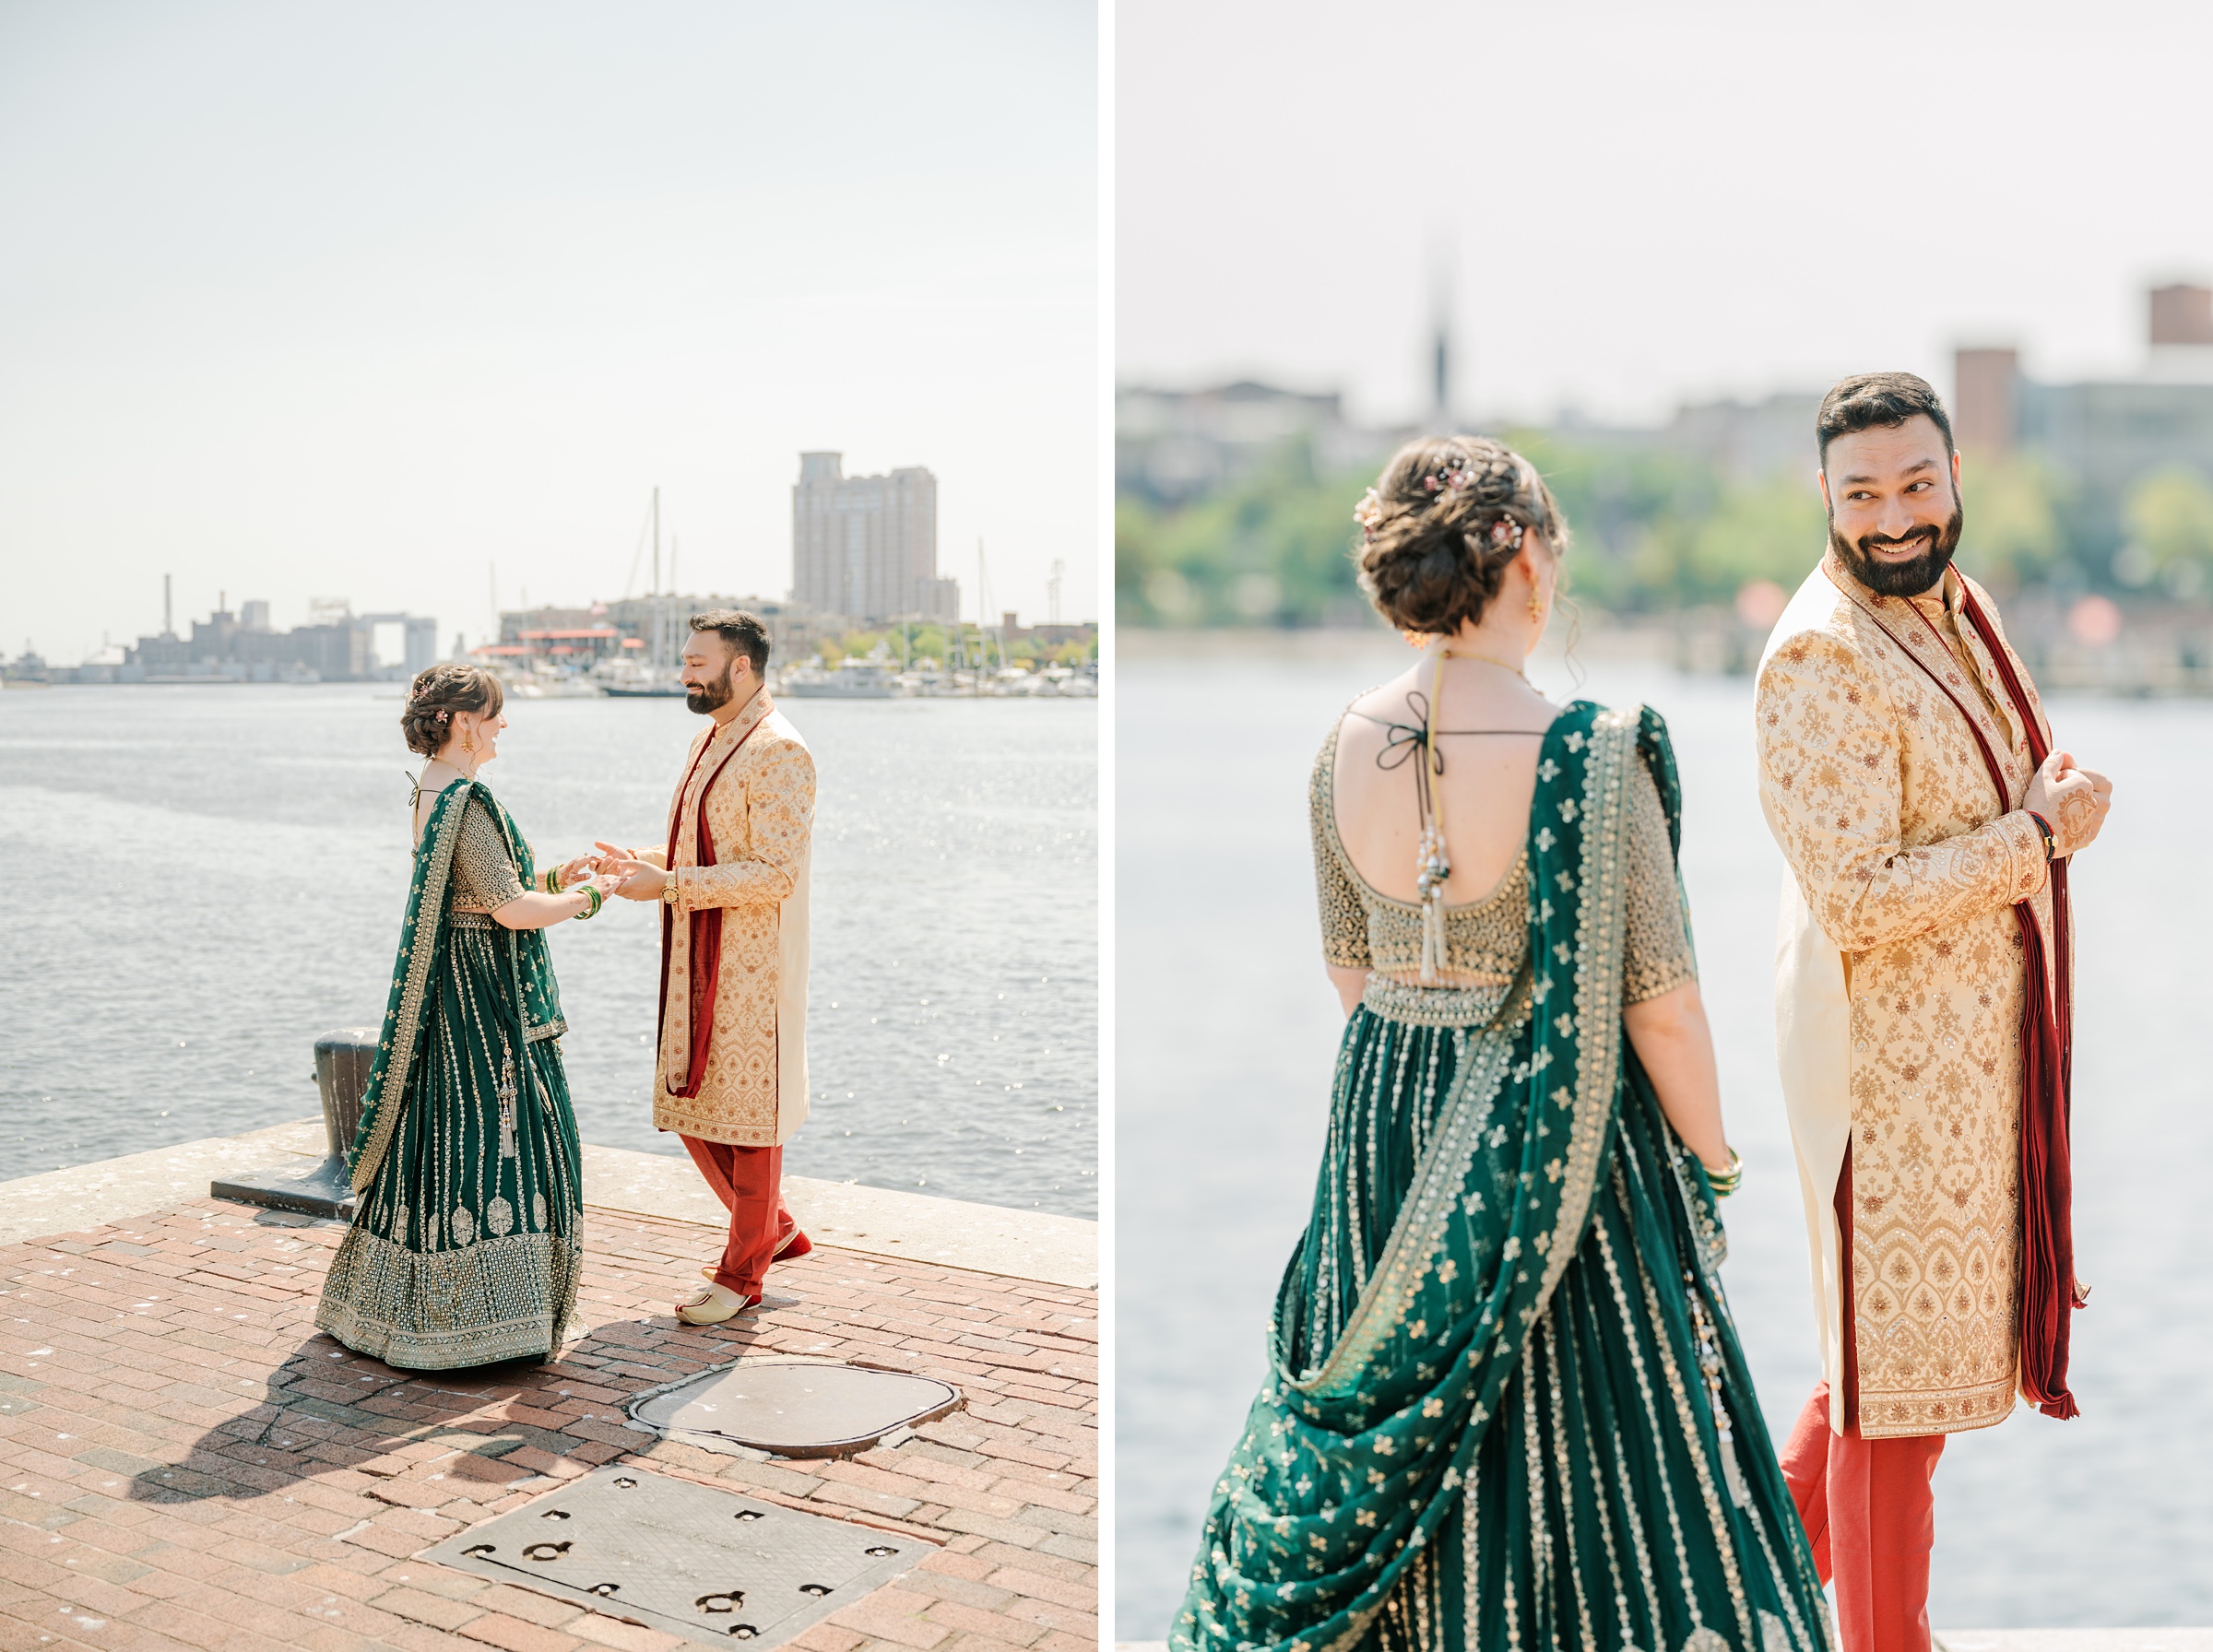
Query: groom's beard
xmin=686 ymin=667 xmax=736 ymax=715
xmin=1829 ymin=500 xmax=1964 ymax=598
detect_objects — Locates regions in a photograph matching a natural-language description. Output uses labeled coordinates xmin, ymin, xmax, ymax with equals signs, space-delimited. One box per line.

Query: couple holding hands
xmin=314 ymin=608 xmax=819 ymax=1373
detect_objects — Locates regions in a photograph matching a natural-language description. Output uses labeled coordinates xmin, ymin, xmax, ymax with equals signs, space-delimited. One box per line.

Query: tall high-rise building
xmin=791 ymin=453 xmax=959 ymax=624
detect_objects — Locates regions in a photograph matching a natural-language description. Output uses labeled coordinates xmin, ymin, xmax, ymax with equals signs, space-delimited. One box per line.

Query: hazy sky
xmin=1119 ymin=0 xmax=2213 ymax=430
xmin=2 ymin=0 xmax=1095 ymax=663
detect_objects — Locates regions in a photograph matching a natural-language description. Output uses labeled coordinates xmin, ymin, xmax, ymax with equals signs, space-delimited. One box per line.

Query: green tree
xmin=1631 ymin=477 xmax=1826 ymax=608
xmin=2124 ymin=465 xmax=2213 ymax=599
xmin=1117 ymin=426 xmax=2134 ymax=625
xmin=1959 ymin=454 xmax=2067 ymax=595
xmin=1116 ymin=498 xmax=1169 ymax=623
xmin=1504 ymin=430 xmax=1726 ymax=612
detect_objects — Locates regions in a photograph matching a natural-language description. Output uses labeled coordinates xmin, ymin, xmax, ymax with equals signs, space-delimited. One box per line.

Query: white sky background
xmin=0 ymin=0 xmax=1096 ymax=663
xmin=1118 ymin=0 xmax=2213 ymax=431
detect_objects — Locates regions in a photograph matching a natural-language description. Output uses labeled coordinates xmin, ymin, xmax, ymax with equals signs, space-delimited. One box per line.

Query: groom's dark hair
xmin=1817 ymin=372 xmax=1955 ymax=466
xmin=691 ymin=609 xmax=771 ymax=676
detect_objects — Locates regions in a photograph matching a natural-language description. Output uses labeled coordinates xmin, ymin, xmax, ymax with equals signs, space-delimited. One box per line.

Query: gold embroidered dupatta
xmin=346 ymin=780 xmax=555 ymax=1192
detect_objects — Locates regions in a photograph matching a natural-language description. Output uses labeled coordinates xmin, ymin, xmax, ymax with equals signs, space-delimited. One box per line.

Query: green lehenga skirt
xmin=1284 ymin=986 xmax=1824 ymax=1652
xmin=1173 ymin=702 xmax=1831 ymax=1652
xmin=316 ymin=782 xmax=585 ymax=1371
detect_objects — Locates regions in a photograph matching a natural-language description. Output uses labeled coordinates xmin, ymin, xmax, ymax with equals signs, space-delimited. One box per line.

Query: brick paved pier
xmin=0 ymin=1174 xmax=1096 ymax=1652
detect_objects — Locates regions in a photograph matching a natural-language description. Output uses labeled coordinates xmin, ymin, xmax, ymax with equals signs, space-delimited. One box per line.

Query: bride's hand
xmin=557 ymin=854 xmax=597 ymax=890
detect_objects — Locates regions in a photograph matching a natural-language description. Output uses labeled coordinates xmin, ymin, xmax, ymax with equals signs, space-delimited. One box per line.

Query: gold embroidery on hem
xmin=314 ymin=1225 xmax=581 ymax=1370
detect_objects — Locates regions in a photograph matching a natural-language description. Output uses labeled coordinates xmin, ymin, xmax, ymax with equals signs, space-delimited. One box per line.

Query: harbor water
xmin=1118 ymin=635 xmax=2213 ymax=1633
xmin=0 ymin=684 xmax=1095 ymax=1216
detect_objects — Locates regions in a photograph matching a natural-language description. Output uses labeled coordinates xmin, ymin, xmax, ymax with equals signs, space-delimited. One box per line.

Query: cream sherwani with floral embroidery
xmin=1756 ymin=551 xmax=2056 ymax=1440
xmin=649 ymin=689 xmax=815 ymax=1147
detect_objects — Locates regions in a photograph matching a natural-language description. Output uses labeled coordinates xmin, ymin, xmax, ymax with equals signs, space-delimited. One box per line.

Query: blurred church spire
xmin=1428 ymin=239 xmax=1457 ymax=426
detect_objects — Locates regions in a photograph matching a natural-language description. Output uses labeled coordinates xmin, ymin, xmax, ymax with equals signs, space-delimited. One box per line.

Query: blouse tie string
xmin=1344 ymin=647 xmax=1550 ymax=987
xmin=1415 ymin=653 xmax=1451 ymax=984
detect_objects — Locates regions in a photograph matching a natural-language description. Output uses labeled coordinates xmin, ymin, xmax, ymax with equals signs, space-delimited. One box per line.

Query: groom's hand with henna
xmin=593 ymin=839 xmax=669 ymax=901
xmin=2023 ymin=749 xmax=2112 ymax=857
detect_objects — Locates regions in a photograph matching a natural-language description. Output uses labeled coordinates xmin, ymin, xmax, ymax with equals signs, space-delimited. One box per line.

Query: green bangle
xmin=1703 ymin=1149 xmax=1744 ymax=1198
xmin=574 ymin=885 xmax=602 ymax=921
xmin=541 ymin=867 xmax=560 ymax=894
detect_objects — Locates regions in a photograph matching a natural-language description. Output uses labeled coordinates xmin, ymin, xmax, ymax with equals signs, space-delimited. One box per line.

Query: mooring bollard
xmin=314 ymin=1028 xmax=380 ymax=1161
xmin=210 ymin=1025 xmax=380 ymax=1220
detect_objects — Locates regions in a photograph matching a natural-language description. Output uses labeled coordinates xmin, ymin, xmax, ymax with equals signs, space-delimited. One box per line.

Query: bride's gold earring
xmin=460 ymin=723 xmax=476 ymax=755
xmin=1529 ymin=589 xmax=1545 ymax=625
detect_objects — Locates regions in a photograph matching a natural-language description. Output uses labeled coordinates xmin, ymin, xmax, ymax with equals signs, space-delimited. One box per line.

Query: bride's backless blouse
xmin=1308 ymin=714 xmax=1698 ymax=1003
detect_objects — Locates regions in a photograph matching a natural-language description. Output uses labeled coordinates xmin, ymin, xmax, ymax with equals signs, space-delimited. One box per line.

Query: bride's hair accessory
xmin=1354 ymin=487 xmax=1386 ymax=541
xmin=1354 ymin=436 xmax=1568 ymax=636
xmin=401 ymin=663 xmax=504 ymax=759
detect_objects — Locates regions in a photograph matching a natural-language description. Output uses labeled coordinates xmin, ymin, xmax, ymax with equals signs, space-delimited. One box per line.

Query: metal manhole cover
xmin=632 ymin=1361 xmax=961 ymax=1457
xmin=423 ymin=1466 xmax=917 ymax=1648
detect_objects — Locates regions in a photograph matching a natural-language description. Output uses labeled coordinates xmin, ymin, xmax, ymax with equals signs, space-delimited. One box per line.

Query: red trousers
xmin=1782 ymin=1147 xmax=1946 ymax=1652
xmin=680 ymin=1136 xmax=801 ymax=1298
xmin=1781 ymin=1383 xmax=1944 ymax=1652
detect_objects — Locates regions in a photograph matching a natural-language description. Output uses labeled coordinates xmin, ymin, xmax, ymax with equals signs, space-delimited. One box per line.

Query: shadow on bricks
xmin=124 ymin=1332 xmax=598 ymax=1506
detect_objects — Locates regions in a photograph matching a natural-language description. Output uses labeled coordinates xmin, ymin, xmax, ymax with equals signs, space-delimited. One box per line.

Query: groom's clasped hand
xmin=532 ymin=844 xmax=657 ymax=903
xmin=522 ymin=844 xmax=668 ymax=897
xmin=588 ymin=839 xmax=672 ymax=903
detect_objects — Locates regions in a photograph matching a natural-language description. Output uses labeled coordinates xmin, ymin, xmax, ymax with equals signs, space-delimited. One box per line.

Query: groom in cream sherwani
xmin=1754 ymin=373 xmax=2111 ymax=1652
xmin=601 ymin=609 xmax=816 ymax=1326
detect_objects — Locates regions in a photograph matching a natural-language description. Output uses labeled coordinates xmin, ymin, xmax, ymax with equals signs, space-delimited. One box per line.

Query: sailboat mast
xmin=652 ymin=485 xmax=661 ymax=670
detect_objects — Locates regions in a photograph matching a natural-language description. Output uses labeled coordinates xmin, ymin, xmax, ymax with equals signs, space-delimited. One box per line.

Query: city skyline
xmin=0 ymin=1 xmax=1097 ymax=665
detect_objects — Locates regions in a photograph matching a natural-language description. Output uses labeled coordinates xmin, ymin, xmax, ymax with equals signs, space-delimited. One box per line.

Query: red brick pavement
xmin=0 ymin=1199 xmax=1096 ymax=1652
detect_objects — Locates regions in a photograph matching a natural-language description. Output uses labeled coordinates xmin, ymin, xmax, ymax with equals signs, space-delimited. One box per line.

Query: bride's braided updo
xmin=1354 ymin=435 xmax=1567 ymax=636
xmin=401 ymin=663 xmax=503 ymax=757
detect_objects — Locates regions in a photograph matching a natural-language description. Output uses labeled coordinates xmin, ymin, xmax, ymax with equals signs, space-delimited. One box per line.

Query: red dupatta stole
xmin=656 ymin=697 xmax=768 ymax=1100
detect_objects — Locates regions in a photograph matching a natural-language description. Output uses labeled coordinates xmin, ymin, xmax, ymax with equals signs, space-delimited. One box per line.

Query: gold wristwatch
xmin=661 ymin=869 xmax=680 ymax=905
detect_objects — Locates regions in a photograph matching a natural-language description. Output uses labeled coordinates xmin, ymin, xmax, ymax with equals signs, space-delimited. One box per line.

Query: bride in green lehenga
xmin=1173 ymin=439 xmax=1831 ymax=1652
xmin=316 ymin=664 xmax=618 ymax=1371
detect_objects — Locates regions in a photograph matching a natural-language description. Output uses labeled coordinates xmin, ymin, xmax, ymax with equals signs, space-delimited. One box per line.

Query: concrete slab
xmin=0 ymin=1117 xmax=328 ymax=1245
xmin=0 ymin=1119 xmax=1097 ymax=1290
xmin=581 ymin=1142 xmax=1098 ymax=1289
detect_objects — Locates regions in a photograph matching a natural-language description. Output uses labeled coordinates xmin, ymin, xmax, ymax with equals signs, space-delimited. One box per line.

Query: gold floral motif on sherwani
xmin=655 ymin=690 xmax=815 ymax=1147
xmin=1757 ymin=552 xmax=2058 ymax=1439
